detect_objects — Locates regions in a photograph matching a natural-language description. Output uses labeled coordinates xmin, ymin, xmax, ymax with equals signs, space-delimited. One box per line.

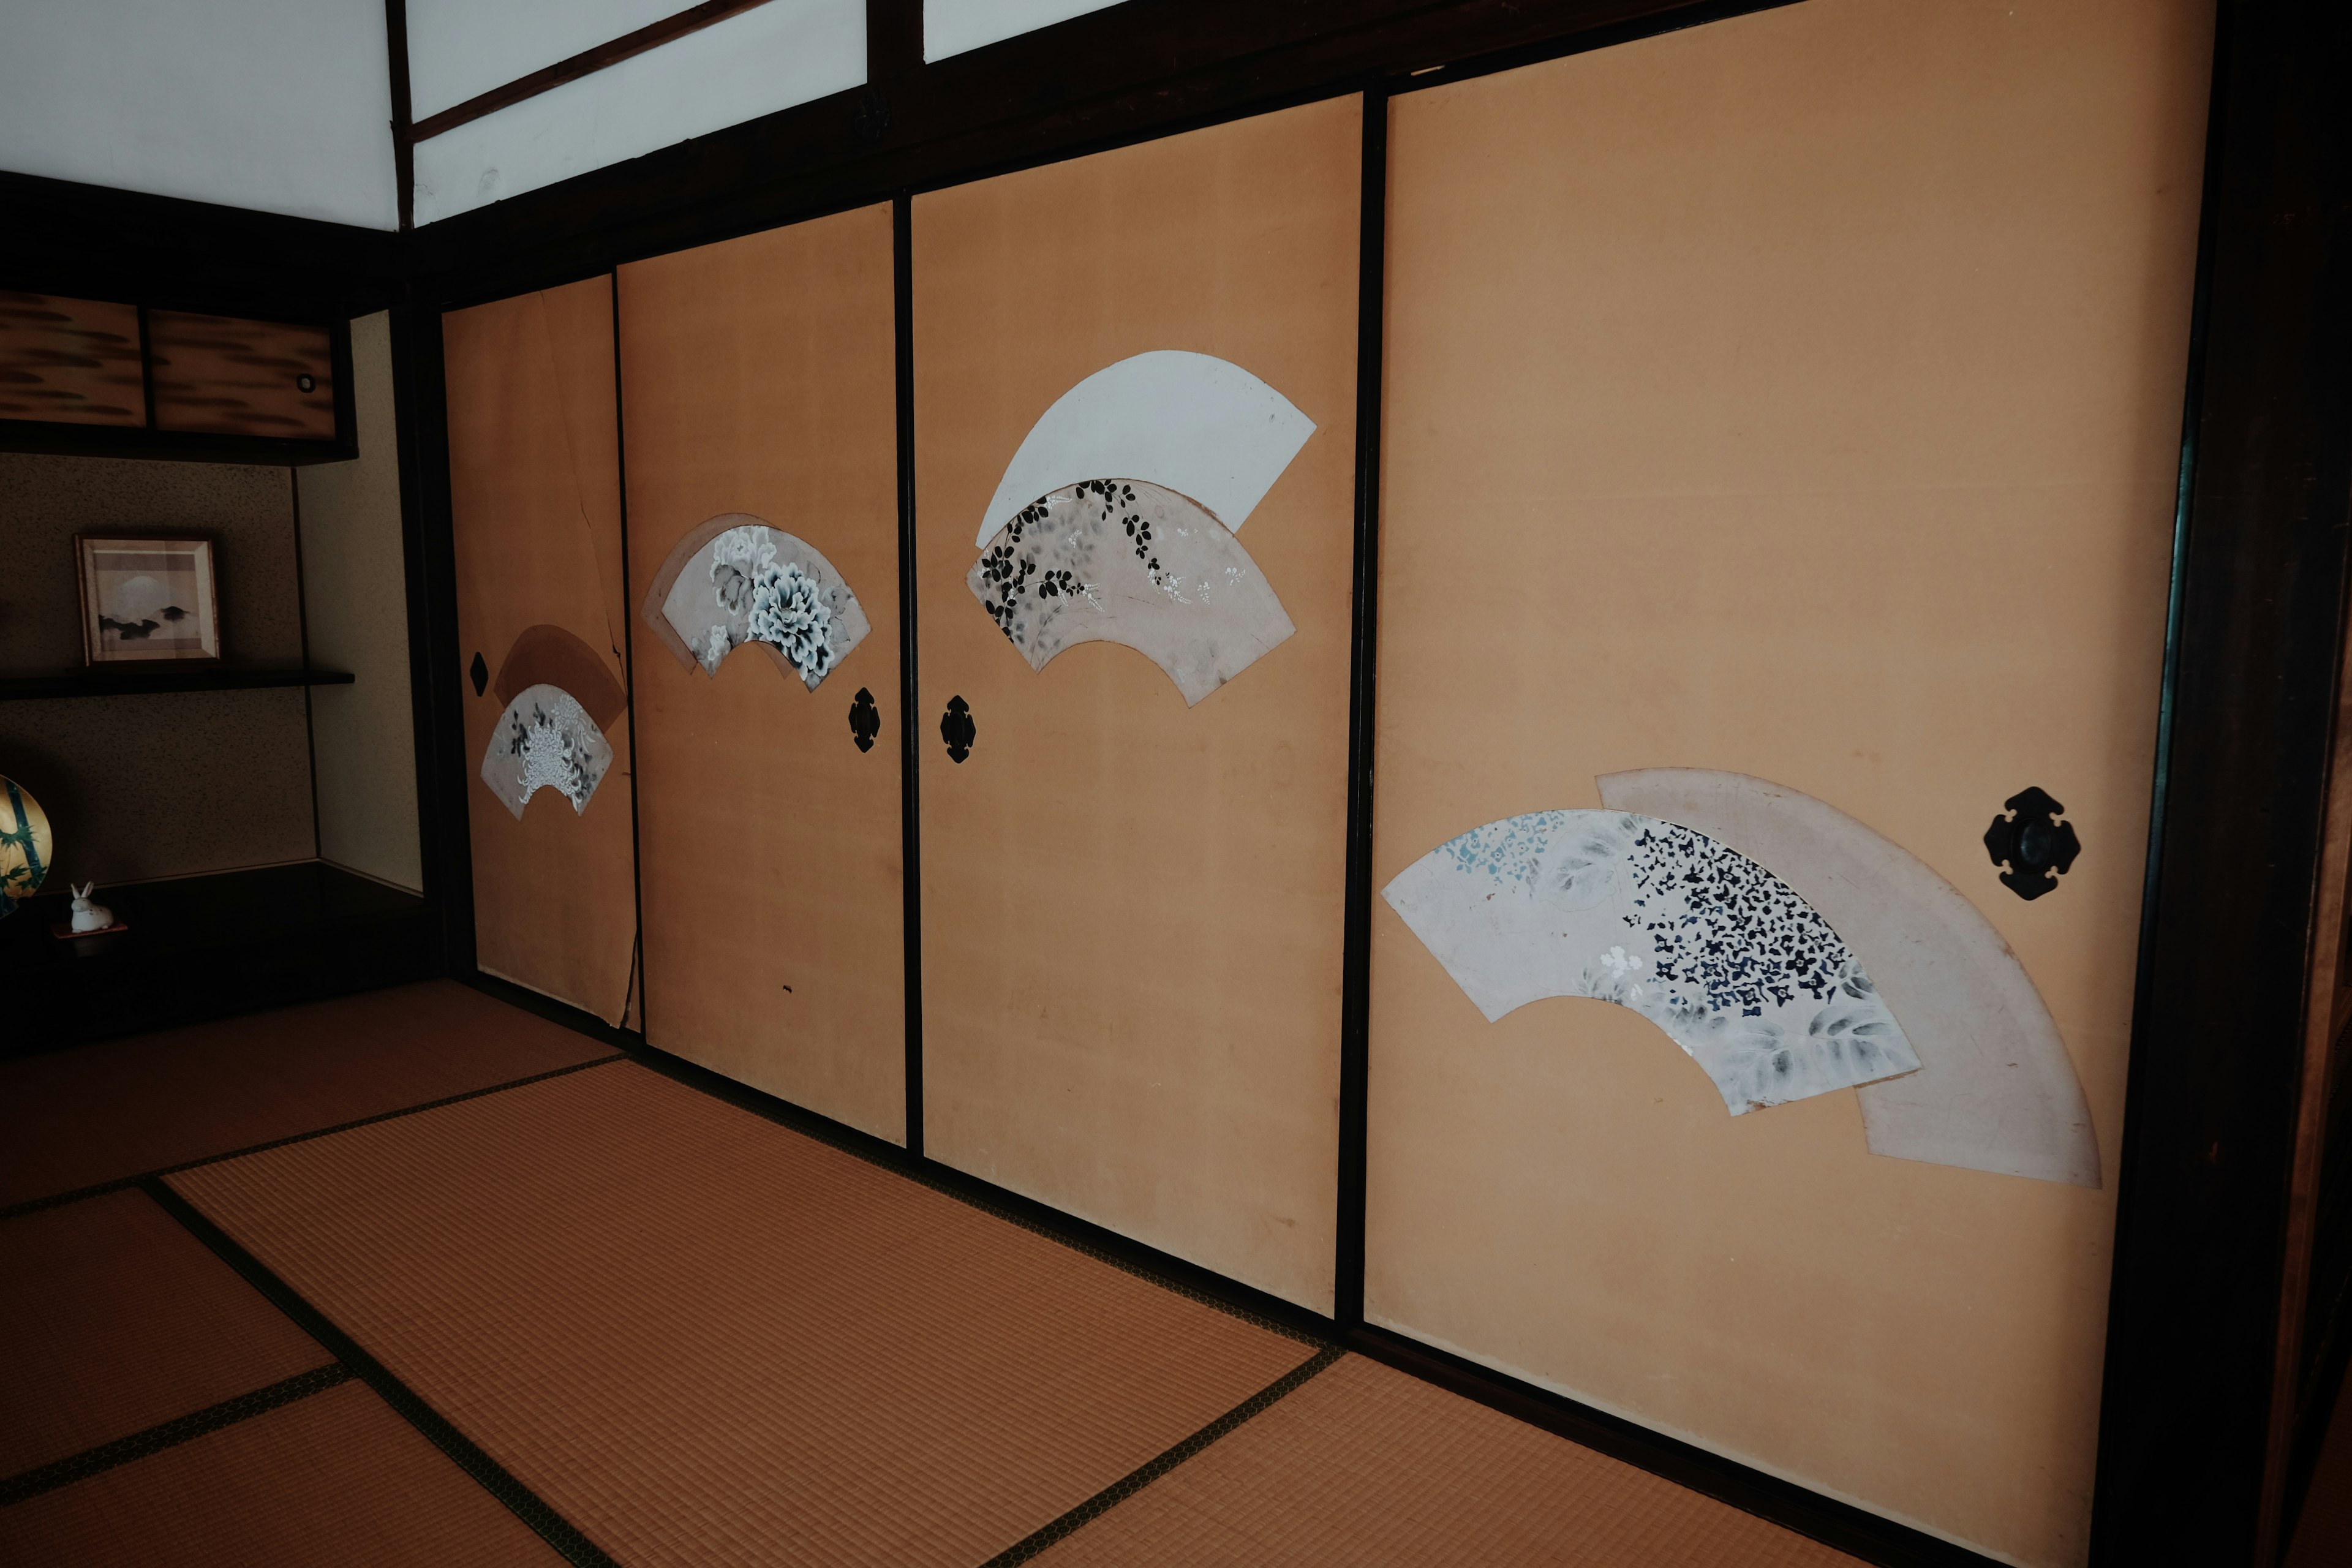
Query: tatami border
xmin=138 ymin=1176 xmax=621 ymax=1568
xmin=981 ymin=1343 xmax=1347 ymax=1565
xmin=0 ymin=1362 xmax=353 ymax=1507
xmin=0 ymin=1052 xmax=626 ymax=1223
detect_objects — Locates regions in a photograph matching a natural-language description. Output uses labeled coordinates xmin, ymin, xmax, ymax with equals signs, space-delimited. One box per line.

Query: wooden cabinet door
xmin=911 ymin=97 xmax=1361 ymax=1311
xmin=618 ymin=205 xmax=907 ymax=1142
xmin=445 ymin=278 xmax=638 ymax=1024
xmin=1366 ymin=2 xmax=2211 ymax=1563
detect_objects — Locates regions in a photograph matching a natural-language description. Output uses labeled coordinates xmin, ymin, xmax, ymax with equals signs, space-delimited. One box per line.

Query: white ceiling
xmin=0 ymin=0 xmax=399 ymax=229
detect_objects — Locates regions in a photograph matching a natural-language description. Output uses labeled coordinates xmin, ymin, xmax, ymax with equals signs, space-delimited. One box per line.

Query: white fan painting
xmin=970 ymin=350 xmax=1314 ymax=706
xmin=1385 ymin=773 xmax=2101 ymax=1185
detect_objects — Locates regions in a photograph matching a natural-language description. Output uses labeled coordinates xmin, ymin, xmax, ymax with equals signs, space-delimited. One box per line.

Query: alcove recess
xmin=0 ymin=298 xmax=432 ymax=1047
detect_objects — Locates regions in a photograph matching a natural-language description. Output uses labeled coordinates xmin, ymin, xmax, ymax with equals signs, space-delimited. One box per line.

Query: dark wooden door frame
xmin=11 ymin=1 xmax=2349 ymax=1562
xmin=2093 ymin=2 xmax=2352 ymax=1563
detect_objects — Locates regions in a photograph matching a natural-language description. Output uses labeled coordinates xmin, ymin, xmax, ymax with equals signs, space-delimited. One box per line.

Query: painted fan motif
xmin=639 ymin=514 xmax=869 ymax=690
xmin=1384 ymin=809 xmax=1921 ymax=1115
xmin=970 ymin=352 xmax=1314 ymax=704
xmin=482 ymin=685 xmax=612 ymax=820
xmin=1597 ymin=769 xmax=2100 ymax=1186
xmin=477 ymin=624 xmax=627 ymax=820
xmin=971 ymin=478 xmax=1295 ymax=706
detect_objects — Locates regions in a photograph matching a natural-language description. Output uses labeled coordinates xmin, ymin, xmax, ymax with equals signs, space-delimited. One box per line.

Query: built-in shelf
xmin=0 ymin=666 xmax=355 ymax=701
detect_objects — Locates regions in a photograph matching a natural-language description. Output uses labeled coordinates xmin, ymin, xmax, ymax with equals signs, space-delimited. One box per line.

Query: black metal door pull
xmin=1984 ymin=786 xmax=2080 ymax=901
xmin=469 ymin=652 xmax=488 ymax=696
xmin=941 ymin=696 xmax=975 ymax=763
xmin=848 ymin=687 xmax=880 ymax=752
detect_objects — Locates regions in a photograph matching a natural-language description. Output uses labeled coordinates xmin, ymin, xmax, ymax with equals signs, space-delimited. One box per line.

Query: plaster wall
xmin=296 ymin=312 xmax=423 ymax=893
xmin=0 ymin=454 xmax=317 ymax=886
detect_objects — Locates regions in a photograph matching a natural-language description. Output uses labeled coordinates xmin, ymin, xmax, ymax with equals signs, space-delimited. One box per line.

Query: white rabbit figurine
xmin=69 ymin=882 xmax=115 ymax=933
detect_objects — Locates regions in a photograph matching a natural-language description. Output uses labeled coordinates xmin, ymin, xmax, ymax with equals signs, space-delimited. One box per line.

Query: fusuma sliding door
xmin=1365 ymin=2 xmax=2211 ymax=1564
xmin=618 ymin=205 xmax=907 ymax=1141
xmin=912 ymin=97 xmax=1361 ymax=1310
xmin=445 ymin=278 xmax=639 ymax=1025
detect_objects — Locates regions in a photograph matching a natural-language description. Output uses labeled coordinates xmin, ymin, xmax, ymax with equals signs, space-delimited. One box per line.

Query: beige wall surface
xmin=912 ymin=96 xmax=1362 ymax=1312
xmin=1366 ymin=2 xmax=2212 ymax=1564
xmin=445 ymin=278 xmax=639 ymax=1025
xmin=0 ymin=452 xmax=315 ymax=886
xmin=298 ymin=311 xmax=423 ymax=894
xmin=617 ymin=204 xmax=907 ymax=1144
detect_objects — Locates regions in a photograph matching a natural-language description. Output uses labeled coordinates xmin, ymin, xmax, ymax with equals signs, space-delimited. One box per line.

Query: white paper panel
xmin=924 ymin=0 xmax=1130 ymax=61
xmin=975 ymin=351 xmax=1315 ymax=548
xmin=406 ymin=0 xmax=688 ymax=120
xmin=413 ymin=0 xmax=863 ymax=225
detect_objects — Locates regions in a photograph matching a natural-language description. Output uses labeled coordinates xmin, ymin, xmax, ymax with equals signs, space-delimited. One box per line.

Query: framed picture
xmin=75 ymin=535 xmax=221 ymax=664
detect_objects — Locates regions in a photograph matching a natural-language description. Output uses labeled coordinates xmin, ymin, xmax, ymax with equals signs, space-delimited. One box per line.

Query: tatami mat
xmin=0 ymin=980 xmax=611 ymax=1208
xmin=0 ymin=1379 xmax=567 ymax=1567
xmin=170 ymin=1062 xmax=1318 ymax=1567
xmin=0 ymin=1188 xmax=327 ymax=1479
xmin=1031 ymin=1352 xmax=1865 ymax=1567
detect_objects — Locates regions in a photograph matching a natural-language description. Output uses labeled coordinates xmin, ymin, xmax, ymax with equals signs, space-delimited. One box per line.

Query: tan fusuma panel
xmin=912 ymin=96 xmax=1360 ymax=1312
xmin=444 ymin=278 xmax=639 ymax=1025
xmin=617 ymin=203 xmax=905 ymax=1143
xmin=1365 ymin=2 xmax=2211 ymax=1566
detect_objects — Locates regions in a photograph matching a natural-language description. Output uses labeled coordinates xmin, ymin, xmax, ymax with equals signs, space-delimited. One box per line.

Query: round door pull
xmin=941 ymin=696 xmax=975 ymax=763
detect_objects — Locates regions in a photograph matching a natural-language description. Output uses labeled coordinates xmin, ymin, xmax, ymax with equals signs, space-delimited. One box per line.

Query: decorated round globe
xmin=1 ymin=775 xmax=54 ymax=918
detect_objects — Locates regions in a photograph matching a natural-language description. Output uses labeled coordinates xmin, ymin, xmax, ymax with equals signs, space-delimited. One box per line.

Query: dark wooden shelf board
xmin=1 ymin=667 xmax=355 ymax=701
xmin=0 ymin=417 xmax=355 ymax=468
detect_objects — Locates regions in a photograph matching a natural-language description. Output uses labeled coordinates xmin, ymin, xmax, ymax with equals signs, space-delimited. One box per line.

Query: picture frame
xmin=75 ymin=534 xmax=221 ymax=665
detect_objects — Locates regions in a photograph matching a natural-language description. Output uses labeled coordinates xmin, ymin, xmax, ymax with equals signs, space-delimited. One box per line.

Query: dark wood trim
xmin=0 ymin=420 xmax=353 ymax=468
xmin=2092 ymin=1 xmax=2352 ymax=1563
xmin=893 ymin=191 xmax=924 ymax=1159
xmin=386 ymin=298 xmax=473 ymax=976
xmin=0 ymin=667 xmax=353 ymax=702
xmin=406 ymin=0 xmax=777 ymax=143
xmin=385 ymin=0 xmax=415 ymax=231
xmin=611 ymin=270 xmax=649 ymax=1036
xmin=1333 ymin=83 xmax=1386 ymax=1332
xmin=867 ymin=0 xmax=922 ymax=86
xmin=0 ymin=169 xmax=401 ymax=323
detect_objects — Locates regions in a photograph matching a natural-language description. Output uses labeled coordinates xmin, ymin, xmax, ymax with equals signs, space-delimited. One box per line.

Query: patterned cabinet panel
xmin=0 ymin=293 xmax=145 ymax=427
xmin=149 ymin=311 xmax=336 ymax=440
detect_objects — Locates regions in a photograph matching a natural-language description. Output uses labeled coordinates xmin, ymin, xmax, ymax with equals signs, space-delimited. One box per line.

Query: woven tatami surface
xmin=0 ymin=1188 xmax=326 ymax=1478
xmin=0 ymin=980 xmax=611 ymax=1210
xmin=170 ymin=1061 xmax=1317 ymax=1567
xmin=1035 ymin=1352 xmax=1863 ymax=1567
xmin=0 ymin=1380 xmax=565 ymax=1568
